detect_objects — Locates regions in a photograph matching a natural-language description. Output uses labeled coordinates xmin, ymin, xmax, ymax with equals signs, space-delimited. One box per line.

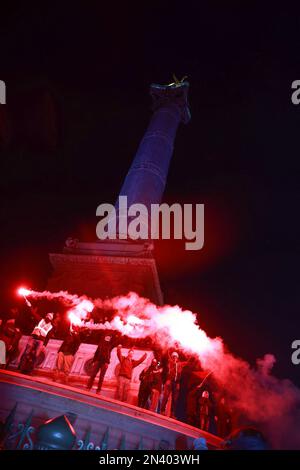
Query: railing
xmin=0 ymin=403 xmax=191 ymax=450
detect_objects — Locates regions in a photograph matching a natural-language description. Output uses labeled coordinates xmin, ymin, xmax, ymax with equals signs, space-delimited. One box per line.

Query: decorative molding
xmin=49 ymin=253 xmax=157 ymax=268
xmin=48 ymin=253 xmax=163 ymax=305
xmin=0 ymin=370 xmax=223 ymax=450
xmin=10 ymin=336 xmax=154 ymax=402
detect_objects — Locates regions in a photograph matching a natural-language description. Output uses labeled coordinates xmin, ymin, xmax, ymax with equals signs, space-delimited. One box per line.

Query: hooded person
xmin=86 ymin=333 xmax=116 ymax=394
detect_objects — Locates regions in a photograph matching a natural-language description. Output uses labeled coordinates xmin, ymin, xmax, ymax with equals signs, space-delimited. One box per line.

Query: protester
xmin=138 ymin=358 xmax=163 ymax=410
xmin=116 ymin=345 xmax=147 ymax=402
xmin=87 ymin=333 xmax=116 ymax=394
xmin=215 ymin=396 xmax=232 ymax=438
xmin=18 ymin=313 xmax=54 ymax=374
xmin=160 ymin=351 xmax=186 ymax=418
xmin=17 ymin=305 xmax=41 ymax=335
xmin=176 ymin=356 xmax=201 ymax=423
xmin=53 ymin=325 xmax=89 ymax=384
xmin=0 ymin=316 xmax=22 ymax=368
xmin=199 ymin=390 xmax=211 ymax=431
xmin=148 ymin=360 xmax=163 ymax=412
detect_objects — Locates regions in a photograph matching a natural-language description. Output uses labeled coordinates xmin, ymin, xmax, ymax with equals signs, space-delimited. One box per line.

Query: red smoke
xmin=20 ymin=287 xmax=300 ymax=449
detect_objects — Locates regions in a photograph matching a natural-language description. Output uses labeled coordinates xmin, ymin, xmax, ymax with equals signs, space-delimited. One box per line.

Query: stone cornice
xmin=49 ymin=253 xmax=157 ymax=267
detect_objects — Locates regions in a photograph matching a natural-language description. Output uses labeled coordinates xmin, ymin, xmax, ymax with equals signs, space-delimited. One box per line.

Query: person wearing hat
xmin=161 ymin=350 xmax=186 ymax=418
xmin=19 ymin=312 xmax=54 ymax=374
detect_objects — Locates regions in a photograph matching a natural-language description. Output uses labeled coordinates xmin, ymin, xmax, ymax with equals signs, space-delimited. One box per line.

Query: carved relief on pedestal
xmin=10 ymin=336 xmax=153 ymax=404
xmin=48 ymin=253 xmax=163 ymax=304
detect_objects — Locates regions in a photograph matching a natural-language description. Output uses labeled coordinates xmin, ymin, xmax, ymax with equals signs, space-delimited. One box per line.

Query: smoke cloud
xmin=21 ymin=288 xmax=300 ymax=449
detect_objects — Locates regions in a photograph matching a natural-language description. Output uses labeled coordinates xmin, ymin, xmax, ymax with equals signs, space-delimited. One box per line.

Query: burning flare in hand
xmin=17 ymin=287 xmax=32 ymax=307
xmin=17 ymin=287 xmax=31 ymax=297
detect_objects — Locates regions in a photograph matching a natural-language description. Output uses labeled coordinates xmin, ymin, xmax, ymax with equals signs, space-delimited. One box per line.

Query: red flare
xmin=17 ymin=287 xmax=31 ymax=297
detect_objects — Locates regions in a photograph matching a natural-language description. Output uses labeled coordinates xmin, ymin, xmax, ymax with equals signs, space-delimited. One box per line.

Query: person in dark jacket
xmin=177 ymin=357 xmax=201 ymax=424
xmin=53 ymin=325 xmax=88 ymax=383
xmin=87 ymin=333 xmax=116 ymax=393
xmin=215 ymin=397 xmax=232 ymax=438
xmin=116 ymin=345 xmax=147 ymax=402
xmin=148 ymin=360 xmax=163 ymax=412
xmin=138 ymin=358 xmax=163 ymax=409
xmin=161 ymin=351 xmax=186 ymax=418
xmin=199 ymin=390 xmax=211 ymax=431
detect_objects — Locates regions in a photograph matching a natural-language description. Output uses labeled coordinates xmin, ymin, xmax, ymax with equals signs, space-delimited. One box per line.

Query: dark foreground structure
xmin=0 ymin=369 xmax=222 ymax=450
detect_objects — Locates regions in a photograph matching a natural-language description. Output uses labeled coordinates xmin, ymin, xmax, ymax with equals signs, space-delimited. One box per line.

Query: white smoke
xmin=22 ymin=288 xmax=300 ymax=448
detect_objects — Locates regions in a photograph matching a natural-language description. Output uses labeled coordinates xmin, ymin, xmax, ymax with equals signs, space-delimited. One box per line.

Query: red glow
xmin=68 ymin=311 xmax=82 ymax=326
xmin=17 ymin=287 xmax=31 ymax=297
xmin=10 ymin=286 xmax=300 ymax=448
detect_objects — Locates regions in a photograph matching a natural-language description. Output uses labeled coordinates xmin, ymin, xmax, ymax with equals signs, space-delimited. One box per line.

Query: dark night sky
xmin=0 ymin=2 xmax=300 ymax=384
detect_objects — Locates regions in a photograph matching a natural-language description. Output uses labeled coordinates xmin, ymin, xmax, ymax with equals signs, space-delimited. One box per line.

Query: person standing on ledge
xmin=87 ymin=333 xmax=116 ymax=394
xmin=53 ymin=325 xmax=89 ymax=384
xmin=160 ymin=351 xmax=187 ymax=418
xmin=138 ymin=358 xmax=163 ymax=410
xmin=116 ymin=345 xmax=147 ymax=402
xmin=18 ymin=312 xmax=54 ymax=374
xmin=199 ymin=390 xmax=212 ymax=432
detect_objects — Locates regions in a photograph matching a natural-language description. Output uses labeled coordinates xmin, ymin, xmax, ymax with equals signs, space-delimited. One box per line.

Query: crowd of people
xmin=0 ymin=304 xmax=235 ymax=438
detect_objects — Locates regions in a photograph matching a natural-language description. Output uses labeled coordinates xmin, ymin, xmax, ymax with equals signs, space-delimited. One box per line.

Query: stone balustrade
xmin=10 ymin=336 xmax=154 ymax=404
